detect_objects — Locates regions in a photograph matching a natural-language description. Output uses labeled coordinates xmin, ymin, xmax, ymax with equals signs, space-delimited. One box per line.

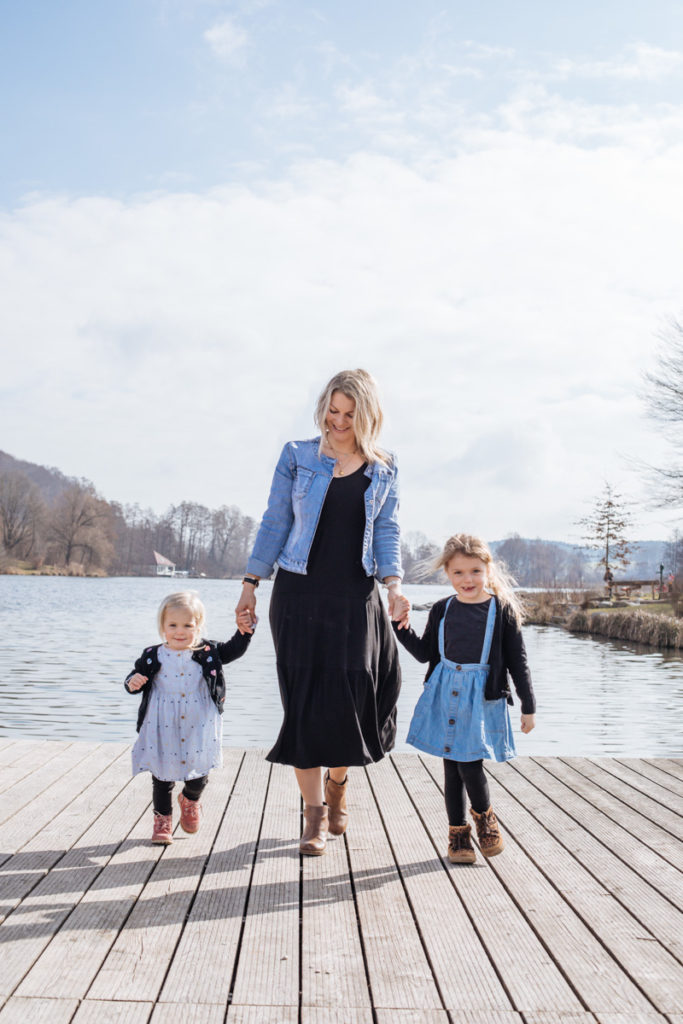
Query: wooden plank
xmin=650 ymin=758 xmax=683 ymax=782
xmin=158 ymin=750 xmax=271 ymax=1006
xmin=592 ymin=758 xmax=683 ymax=815
xmin=535 ymin=758 xmax=683 ymax=872
xmin=365 ymin=756 xmax=513 ymax=1014
xmin=0 ymin=997 xmax=78 ymax=1023
xmin=0 ymin=742 xmax=70 ymax=796
xmin=0 ymin=756 xmax=146 ymax=997
xmin=229 ymin=1009 xmax=298 ymax=1024
xmin=594 ymin=1014 xmax=669 ymax=1024
xmin=301 ymin=1011 xmax=373 ymax=1024
xmin=344 ymin=764 xmax=443 ymax=1011
xmin=150 ymin=1005 xmax=225 ymax=1023
xmin=0 ymin=743 xmax=125 ymax=856
xmin=0 ymin=746 xmax=132 ymax=925
xmin=227 ymin=761 xmax=299 ymax=1008
xmin=73 ymin=1001 xmax=154 ymax=1023
xmin=0 ymin=742 xmax=23 ymax=769
xmin=89 ymin=753 xmax=242 ymax=1002
xmin=301 ymin=784 xmax=370 ymax=1011
xmin=618 ymin=758 xmax=683 ymax=796
xmin=517 ymin=1015 xmax=595 ymax=1024
xmin=12 ymin=773 xmax=157 ymax=998
xmin=480 ymin=768 xmax=683 ymax=1014
xmin=376 ymin=1012 xmax=522 ymax=1024
xmin=565 ymin=758 xmax=683 ymax=839
xmin=490 ymin=758 xmax=683 ymax=963
xmin=396 ymin=753 xmax=584 ymax=1015
xmin=0 ymin=741 xmax=101 ymax=825
xmin=508 ymin=759 xmax=683 ymax=911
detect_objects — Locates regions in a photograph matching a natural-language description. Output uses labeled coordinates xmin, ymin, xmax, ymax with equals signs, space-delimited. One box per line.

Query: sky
xmin=2 ymin=1 xmax=683 ymax=544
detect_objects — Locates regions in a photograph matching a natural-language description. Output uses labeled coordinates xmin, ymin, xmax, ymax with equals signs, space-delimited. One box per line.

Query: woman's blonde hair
xmin=435 ymin=534 xmax=525 ymax=626
xmin=157 ymin=591 xmax=206 ymax=648
xmin=314 ymin=368 xmax=390 ymax=467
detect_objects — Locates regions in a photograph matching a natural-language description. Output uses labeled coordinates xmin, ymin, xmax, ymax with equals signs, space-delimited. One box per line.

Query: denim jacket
xmin=246 ymin=437 xmax=403 ymax=580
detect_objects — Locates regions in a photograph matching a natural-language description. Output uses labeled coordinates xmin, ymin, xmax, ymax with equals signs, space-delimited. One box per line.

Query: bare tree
xmin=0 ymin=471 xmax=45 ymax=557
xmin=48 ymin=480 xmax=114 ymax=568
xmin=643 ymin=318 xmax=683 ymax=506
xmin=577 ymin=483 xmax=633 ymax=581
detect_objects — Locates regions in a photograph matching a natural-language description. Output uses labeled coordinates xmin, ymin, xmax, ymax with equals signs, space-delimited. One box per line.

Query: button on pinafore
xmin=406 ymin=596 xmax=516 ymax=762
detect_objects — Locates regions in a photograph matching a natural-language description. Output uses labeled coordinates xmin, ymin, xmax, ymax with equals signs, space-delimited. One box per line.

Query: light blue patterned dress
xmin=406 ymin=596 xmax=516 ymax=762
xmin=131 ymin=645 xmax=223 ymax=781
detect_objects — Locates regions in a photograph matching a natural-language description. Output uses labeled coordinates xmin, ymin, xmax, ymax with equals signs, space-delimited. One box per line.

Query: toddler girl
xmin=393 ymin=534 xmax=535 ymax=863
xmin=125 ymin=590 xmax=253 ymax=844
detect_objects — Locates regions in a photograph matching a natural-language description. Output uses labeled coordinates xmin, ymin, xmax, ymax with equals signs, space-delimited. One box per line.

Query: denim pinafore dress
xmin=406 ymin=596 xmax=516 ymax=762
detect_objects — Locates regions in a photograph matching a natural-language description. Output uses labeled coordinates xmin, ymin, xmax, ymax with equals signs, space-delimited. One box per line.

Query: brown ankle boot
xmin=300 ymin=805 xmax=328 ymax=856
xmin=447 ymin=824 xmax=476 ymax=864
xmin=324 ymin=770 xmax=349 ymax=835
xmin=470 ymin=806 xmax=504 ymax=857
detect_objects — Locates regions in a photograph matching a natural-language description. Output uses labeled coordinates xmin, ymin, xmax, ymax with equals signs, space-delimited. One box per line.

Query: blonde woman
xmin=235 ymin=369 xmax=408 ymax=854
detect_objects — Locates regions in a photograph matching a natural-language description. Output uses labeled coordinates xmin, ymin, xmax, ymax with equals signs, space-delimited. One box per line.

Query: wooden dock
xmin=0 ymin=741 xmax=681 ymax=1024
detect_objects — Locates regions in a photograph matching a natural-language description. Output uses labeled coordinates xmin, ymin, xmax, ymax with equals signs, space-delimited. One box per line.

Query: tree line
xmin=0 ymin=470 xmax=256 ymax=578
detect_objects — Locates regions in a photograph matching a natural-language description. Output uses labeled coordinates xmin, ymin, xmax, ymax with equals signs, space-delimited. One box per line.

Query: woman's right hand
xmin=235 ymin=585 xmax=257 ymax=634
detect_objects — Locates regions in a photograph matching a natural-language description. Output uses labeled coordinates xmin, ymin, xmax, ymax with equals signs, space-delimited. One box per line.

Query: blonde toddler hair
xmin=314 ymin=368 xmax=391 ymax=467
xmin=157 ymin=591 xmax=206 ymax=648
xmin=435 ymin=534 xmax=525 ymax=626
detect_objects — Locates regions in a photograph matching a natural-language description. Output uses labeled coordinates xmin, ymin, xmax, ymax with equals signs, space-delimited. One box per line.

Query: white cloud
xmin=2 ymin=110 xmax=680 ymax=543
xmin=204 ymin=17 xmax=248 ymax=62
xmin=554 ymin=44 xmax=683 ymax=82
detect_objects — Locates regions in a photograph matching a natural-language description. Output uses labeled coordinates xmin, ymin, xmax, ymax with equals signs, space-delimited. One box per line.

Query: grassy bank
xmin=2 ymin=561 xmax=107 ymax=577
xmin=522 ymin=591 xmax=683 ymax=650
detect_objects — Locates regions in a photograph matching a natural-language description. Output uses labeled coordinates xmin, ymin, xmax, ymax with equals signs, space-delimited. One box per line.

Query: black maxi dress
xmin=266 ymin=463 xmax=402 ymax=769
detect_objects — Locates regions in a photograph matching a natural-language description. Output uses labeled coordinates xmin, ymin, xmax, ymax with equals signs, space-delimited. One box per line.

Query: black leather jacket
xmin=124 ymin=631 xmax=252 ymax=732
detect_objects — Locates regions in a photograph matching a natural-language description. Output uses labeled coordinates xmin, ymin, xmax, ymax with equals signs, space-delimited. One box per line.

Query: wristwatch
xmin=242 ymin=576 xmax=260 ymax=588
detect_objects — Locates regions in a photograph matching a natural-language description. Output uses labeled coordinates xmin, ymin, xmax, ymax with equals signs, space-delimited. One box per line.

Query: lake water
xmin=1 ymin=576 xmax=682 ymax=756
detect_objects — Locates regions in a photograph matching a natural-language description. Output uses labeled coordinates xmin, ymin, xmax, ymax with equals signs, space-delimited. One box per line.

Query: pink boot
xmin=178 ymin=792 xmax=203 ymax=834
xmin=151 ymin=812 xmax=173 ymax=845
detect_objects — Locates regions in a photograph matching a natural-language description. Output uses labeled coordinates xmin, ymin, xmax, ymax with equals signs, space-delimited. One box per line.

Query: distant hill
xmin=490 ymin=537 xmax=667 ymax=578
xmin=0 ymin=450 xmax=75 ymax=503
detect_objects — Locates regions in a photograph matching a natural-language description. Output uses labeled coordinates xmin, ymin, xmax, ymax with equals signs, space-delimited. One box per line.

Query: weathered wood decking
xmin=0 ymin=741 xmax=681 ymax=1024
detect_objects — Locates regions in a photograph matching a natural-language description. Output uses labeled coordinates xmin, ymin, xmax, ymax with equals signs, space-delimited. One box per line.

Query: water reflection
xmin=1 ymin=577 xmax=682 ymax=756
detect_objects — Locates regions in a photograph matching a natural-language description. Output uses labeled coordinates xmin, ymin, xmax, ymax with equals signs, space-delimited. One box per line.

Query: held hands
xmin=520 ymin=713 xmax=536 ymax=734
xmin=128 ymin=673 xmax=148 ymax=692
xmin=236 ymin=608 xmax=256 ymax=634
xmin=388 ymin=589 xmax=410 ymax=630
xmin=235 ymin=585 xmax=257 ymax=635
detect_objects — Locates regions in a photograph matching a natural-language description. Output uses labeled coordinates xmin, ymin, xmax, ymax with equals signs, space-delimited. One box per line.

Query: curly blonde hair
xmin=435 ymin=534 xmax=525 ymax=625
xmin=157 ymin=591 xmax=206 ymax=648
xmin=314 ymin=368 xmax=391 ymax=467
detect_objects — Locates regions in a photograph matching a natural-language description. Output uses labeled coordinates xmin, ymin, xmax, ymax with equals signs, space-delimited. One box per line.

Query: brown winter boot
xmin=470 ymin=806 xmax=504 ymax=857
xmin=324 ymin=770 xmax=349 ymax=835
xmin=300 ymin=805 xmax=328 ymax=856
xmin=447 ymin=824 xmax=476 ymax=864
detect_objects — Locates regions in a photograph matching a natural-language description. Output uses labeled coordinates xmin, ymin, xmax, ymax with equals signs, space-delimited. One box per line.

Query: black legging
xmin=443 ymin=759 xmax=490 ymax=826
xmin=152 ymin=775 xmax=209 ymax=816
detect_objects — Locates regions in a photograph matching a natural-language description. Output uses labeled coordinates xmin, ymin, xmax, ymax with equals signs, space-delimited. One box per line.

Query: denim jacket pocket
xmin=292 ymin=467 xmax=315 ymax=498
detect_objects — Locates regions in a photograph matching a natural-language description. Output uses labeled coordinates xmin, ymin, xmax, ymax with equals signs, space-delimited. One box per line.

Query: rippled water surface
xmin=2 ymin=576 xmax=682 ymax=755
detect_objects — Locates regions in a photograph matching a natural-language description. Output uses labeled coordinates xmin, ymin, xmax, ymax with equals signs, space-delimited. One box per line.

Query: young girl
xmin=393 ymin=534 xmax=535 ymax=864
xmin=125 ymin=591 xmax=253 ymax=845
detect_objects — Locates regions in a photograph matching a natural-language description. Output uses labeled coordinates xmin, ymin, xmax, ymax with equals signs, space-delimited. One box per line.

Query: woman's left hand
xmin=387 ymin=587 xmax=410 ymax=629
xmin=520 ymin=713 xmax=536 ymax=733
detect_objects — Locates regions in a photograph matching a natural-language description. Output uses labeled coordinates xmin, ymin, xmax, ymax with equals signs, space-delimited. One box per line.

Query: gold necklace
xmin=326 ymin=442 xmax=358 ymax=476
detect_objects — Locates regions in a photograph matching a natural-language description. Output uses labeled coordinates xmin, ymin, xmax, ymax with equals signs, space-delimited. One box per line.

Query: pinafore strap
xmin=438 ymin=595 xmax=497 ymax=666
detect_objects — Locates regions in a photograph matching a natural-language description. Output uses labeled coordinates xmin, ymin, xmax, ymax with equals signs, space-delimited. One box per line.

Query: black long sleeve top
xmin=393 ymin=596 xmax=536 ymax=714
